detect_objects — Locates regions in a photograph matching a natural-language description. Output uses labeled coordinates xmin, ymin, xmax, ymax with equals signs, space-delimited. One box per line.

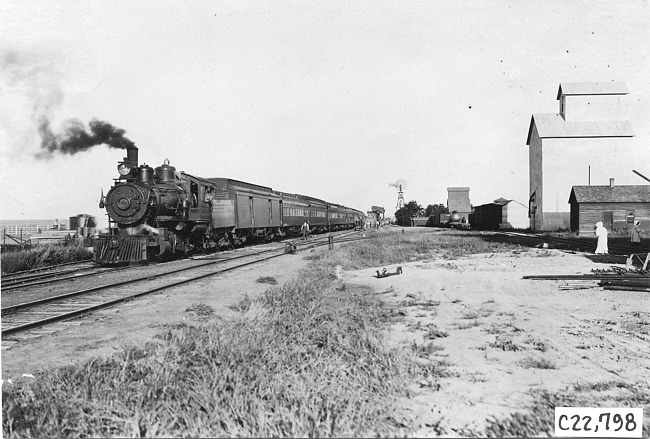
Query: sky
xmin=1 ymin=0 xmax=649 ymax=228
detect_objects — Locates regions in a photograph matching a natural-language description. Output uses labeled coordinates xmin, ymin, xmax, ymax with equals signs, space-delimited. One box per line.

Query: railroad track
xmin=2 ymin=258 xmax=93 ymax=278
xmin=1 ymin=263 xmax=128 ymax=291
xmin=1 ymin=229 xmax=369 ymax=292
xmin=498 ymin=231 xmax=645 ymax=256
xmin=1 ymin=228 xmax=370 ymax=339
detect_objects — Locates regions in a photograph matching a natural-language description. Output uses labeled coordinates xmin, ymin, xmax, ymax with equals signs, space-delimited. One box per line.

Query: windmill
xmin=389 ymin=179 xmax=407 ymax=209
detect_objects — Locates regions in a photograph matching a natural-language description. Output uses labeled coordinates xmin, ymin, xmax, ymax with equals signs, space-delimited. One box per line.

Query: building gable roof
xmin=569 ymin=185 xmax=650 ymax=204
xmin=526 ymin=114 xmax=635 ymax=145
xmin=557 ymin=82 xmax=629 ymax=99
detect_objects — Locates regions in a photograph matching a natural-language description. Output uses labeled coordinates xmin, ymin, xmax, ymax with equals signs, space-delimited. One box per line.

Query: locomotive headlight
xmin=117 ymin=162 xmax=131 ymax=176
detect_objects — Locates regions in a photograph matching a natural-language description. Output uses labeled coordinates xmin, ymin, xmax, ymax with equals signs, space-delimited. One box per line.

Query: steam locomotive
xmin=93 ymin=148 xmax=364 ymax=263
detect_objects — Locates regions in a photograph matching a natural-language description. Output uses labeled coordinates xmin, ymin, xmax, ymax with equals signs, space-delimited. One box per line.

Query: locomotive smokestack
xmin=127 ymin=146 xmax=138 ymax=168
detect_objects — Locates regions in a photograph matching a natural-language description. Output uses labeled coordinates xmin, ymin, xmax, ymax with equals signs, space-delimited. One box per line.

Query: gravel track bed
xmin=0 ymin=235 xmax=337 ymax=309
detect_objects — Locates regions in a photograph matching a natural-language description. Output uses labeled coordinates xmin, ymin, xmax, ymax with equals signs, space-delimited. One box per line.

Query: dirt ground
xmin=345 ymin=244 xmax=650 ymax=436
xmin=2 ymin=233 xmax=649 ymax=436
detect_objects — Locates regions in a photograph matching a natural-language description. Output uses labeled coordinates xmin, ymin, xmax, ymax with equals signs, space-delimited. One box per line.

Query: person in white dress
xmin=594 ymin=221 xmax=608 ymax=254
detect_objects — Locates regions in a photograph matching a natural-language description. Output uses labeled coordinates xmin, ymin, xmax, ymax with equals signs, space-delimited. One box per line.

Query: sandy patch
xmin=345 ymin=248 xmax=650 ymax=436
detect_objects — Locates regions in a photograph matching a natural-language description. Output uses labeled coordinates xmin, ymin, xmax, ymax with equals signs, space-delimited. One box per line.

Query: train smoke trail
xmin=37 ymin=117 xmax=137 ymax=158
xmin=1 ymin=48 xmax=136 ymax=159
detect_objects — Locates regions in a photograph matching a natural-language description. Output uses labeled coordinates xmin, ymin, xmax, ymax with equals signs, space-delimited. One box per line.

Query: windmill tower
xmin=389 ymin=179 xmax=407 ymax=209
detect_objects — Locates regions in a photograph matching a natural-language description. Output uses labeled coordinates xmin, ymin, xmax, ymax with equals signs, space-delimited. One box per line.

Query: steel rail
xmin=1 ymin=246 xmax=281 ymax=316
xmin=499 ymin=231 xmax=644 ymax=256
xmin=2 ymin=229 xmax=374 ymax=337
xmin=599 ymin=280 xmax=650 ymax=288
xmin=1 ymin=229 xmax=364 ymax=293
xmin=523 ymin=274 xmax=648 ymax=280
xmin=1 ymin=259 xmax=94 ymax=278
xmin=1 ymin=251 xmax=288 ymax=337
xmin=1 ymin=263 xmax=101 ymax=287
xmin=602 ymin=285 xmax=650 ymax=292
xmin=1 ymin=265 xmax=134 ymax=292
xmin=2 ymin=229 xmax=368 ymax=321
xmin=1 ymin=232 xmax=309 ymax=291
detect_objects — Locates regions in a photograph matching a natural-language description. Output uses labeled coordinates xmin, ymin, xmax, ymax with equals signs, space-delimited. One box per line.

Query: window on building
xmin=626 ymin=211 xmax=635 ymax=224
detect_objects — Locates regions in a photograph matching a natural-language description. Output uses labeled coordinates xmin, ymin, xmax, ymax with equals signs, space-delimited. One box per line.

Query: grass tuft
xmin=518 ymin=356 xmax=556 ymax=369
xmin=489 ymin=337 xmax=522 ymax=351
xmin=453 ymin=320 xmax=481 ymax=330
xmin=185 ymin=303 xmax=215 ymax=317
xmin=255 ymin=276 xmax=278 ymax=285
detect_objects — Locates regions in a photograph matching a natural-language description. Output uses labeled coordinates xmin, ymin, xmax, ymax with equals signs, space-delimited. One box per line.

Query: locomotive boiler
xmin=93 ymin=149 xmax=365 ymax=263
xmin=95 ymin=148 xmax=205 ymax=262
xmin=105 ymin=154 xmax=187 ymax=228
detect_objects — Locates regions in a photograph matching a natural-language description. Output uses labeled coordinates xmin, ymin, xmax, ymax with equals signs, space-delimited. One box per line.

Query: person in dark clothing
xmin=301 ymin=221 xmax=310 ymax=240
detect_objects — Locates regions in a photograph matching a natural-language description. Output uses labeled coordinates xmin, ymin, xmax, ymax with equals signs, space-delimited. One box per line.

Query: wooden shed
xmin=469 ymin=198 xmax=529 ymax=230
xmin=568 ymin=182 xmax=650 ymax=236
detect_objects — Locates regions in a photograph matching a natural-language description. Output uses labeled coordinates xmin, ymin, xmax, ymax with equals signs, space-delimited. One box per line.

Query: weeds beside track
xmin=1 ymin=244 xmax=93 ymax=275
xmin=2 ymin=242 xmax=418 ymax=437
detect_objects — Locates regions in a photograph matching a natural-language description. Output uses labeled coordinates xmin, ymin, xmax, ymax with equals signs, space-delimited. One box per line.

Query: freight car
xmin=93 ymin=149 xmax=364 ymax=263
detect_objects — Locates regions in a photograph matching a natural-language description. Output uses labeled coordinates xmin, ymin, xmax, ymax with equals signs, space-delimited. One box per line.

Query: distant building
xmin=470 ymin=198 xmax=529 ymax=230
xmin=0 ymin=219 xmax=69 ymax=236
xmin=447 ymin=187 xmax=472 ymax=222
xmin=410 ymin=217 xmax=429 ymax=227
xmin=568 ymin=181 xmax=650 ymax=236
xmin=365 ymin=211 xmax=378 ymax=228
xmin=370 ymin=206 xmax=385 ymax=220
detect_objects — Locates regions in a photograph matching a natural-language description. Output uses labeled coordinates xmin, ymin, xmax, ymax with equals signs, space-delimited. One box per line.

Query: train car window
xmin=249 ymin=197 xmax=254 ymax=224
xmin=190 ymin=181 xmax=199 ymax=207
xmin=204 ymin=187 xmax=213 ymax=202
xmin=268 ymin=199 xmax=272 ymax=222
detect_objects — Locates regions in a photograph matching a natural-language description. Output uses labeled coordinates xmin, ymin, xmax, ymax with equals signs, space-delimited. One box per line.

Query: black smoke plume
xmin=37 ymin=117 xmax=137 ymax=158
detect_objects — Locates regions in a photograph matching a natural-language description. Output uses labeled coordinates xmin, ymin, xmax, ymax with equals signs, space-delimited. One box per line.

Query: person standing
xmin=301 ymin=221 xmax=309 ymax=240
xmin=630 ymin=220 xmax=641 ymax=248
xmin=595 ymin=221 xmax=608 ymax=254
